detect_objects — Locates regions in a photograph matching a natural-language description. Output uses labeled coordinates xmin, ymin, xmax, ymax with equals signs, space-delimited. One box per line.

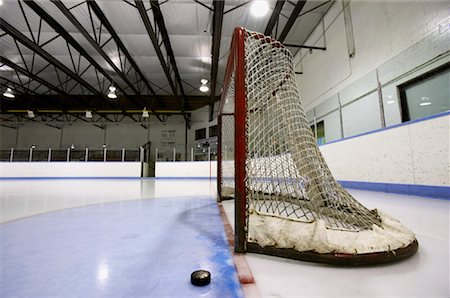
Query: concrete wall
xmin=295 ymin=0 xmax=449 ymax=141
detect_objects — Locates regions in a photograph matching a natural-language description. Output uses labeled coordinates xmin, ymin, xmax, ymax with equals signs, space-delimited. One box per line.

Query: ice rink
xmin=0 ymin=178 xmax=449 ymax=297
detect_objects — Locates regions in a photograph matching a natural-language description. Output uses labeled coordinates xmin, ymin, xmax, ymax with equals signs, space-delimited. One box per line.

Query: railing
xmin=0 ymin=147 xmax=145 ymax=162
xmin=1 ymin=143 xmax=221 ymax=163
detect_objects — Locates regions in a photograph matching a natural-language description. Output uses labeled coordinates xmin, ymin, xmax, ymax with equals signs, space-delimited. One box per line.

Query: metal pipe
xmin=209 ymin=0 xmax=225 ymax=121
xmin=173 ymin=147 xmax=176 ymax=162
xmin=376 ymin=70 xmax=386 ymax=128
xmin=103 ymin=147 xmax=107 ymax=162
xmin=48 ymin=148 xmax=52 ymax=162
xmin=284 ymin=44 xmax=326 ymax=50
xmin=29 ymin=147 xmax=33 ymax=162
xmin=338 ymin=93 xmax=344 ymax=139
xmin=66 ymin=147 xmax=70 ymax=162
xmin=191 ymin=147 xmax=194 ymax=162
xmin=9 ymin=148 xmax=14 ymax=162
xmin=122 ymin=148 xmax=125 ymax=162
xmin=85 ymin=148 xmax=89 ymax=162
xmin=139 ymin=147 xmax=144 ymax=162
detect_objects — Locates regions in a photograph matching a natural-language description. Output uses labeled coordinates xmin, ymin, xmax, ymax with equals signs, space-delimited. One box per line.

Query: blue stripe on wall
xmin=338 ymin=180 xmax=450 ymax=200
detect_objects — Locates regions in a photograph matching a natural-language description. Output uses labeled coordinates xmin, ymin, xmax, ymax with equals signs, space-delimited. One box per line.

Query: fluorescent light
xmin=85 ymin=110 xmax=93 ymax=118
xmin=27 ymin=110 xmax=35 ymax=118
xmin=0 ymin=0 xmax=3 ymax=6
xmin=107 ymin=92 xmax=117 ymax=99
xmin=419 ymin=96 xmax=431 ymax=106
xmin=250 ymin=1 xmax=269 ymax=17
xmin=107 ymin=86 xmax=117 ymax=99
xmin=142 ymin=107 xmax=149 ymax=118
xmin=199 ymin=79 xmax=209 ymax=93
xmin=386 ymin=95 xmax=394 ymax=104
xmin=3 ymin=87 xmax=15 ymax=98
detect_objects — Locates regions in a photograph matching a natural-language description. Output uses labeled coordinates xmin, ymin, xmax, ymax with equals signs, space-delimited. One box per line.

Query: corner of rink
xmin=247 ymin=210 xmax=417 ymax=255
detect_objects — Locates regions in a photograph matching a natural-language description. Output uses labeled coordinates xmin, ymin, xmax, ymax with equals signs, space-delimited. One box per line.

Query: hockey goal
xmin=217 ymin=27 xmax=418 ymax=265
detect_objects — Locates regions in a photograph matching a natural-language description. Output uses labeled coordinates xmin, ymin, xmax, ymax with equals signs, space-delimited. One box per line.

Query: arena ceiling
xmin=0 ymin=0 xmax=333 ymax=126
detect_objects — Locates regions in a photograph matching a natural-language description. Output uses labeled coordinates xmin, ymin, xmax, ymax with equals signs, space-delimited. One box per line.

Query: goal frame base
xmin=246 ymin=239 xmax=419 ymax=266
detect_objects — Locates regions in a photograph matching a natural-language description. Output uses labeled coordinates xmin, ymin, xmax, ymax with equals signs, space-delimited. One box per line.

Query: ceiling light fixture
xmin=250 ymin=0 xmax=269 ymax=18
xmin=85 ymin=110 xmax=93 ymax=118
xmin=107 ymin=86 xmax=117 ymax=99
xmin=142 ymin=107 xmax=149 ymax=118
xmin=3 ymin=87 xmax=15 ymax=98
xmin=199 ymin=79 xmax=209 ymax=93
xmin=386 ymin=95 xmax=395 ymax=104
xmin=419 ymin=96 xmax=432 ymax=106
xmin=27 ymin=110 xmax=35 ymax=118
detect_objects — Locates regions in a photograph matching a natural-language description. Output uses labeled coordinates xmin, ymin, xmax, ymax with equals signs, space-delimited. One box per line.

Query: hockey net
xmin=217 ymin=27 xmax=418 ymax=265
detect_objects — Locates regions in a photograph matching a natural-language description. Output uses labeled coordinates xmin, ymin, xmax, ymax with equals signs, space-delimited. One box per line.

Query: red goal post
xmin=218 ymin=27 xmax=247 ymax=253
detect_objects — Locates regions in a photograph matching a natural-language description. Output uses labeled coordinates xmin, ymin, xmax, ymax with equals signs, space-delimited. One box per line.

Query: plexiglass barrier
xmin=0 ymin=147 xmax=143 ymax=162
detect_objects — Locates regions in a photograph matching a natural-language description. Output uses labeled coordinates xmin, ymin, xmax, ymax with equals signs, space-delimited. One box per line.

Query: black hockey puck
xmin=190 ymin=270 xmax=211 ymax=286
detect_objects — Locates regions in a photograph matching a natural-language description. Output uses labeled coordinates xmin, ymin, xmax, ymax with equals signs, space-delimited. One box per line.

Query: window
xmin=195 ymin=128 xmax=206 ymax=140
xmin=399 ymin=65 xmax=450 ymax=122
xmin=209 ymin=125 xmax=218 ymax=138
xmin=310 ymin=120 xmax=325 ymax=145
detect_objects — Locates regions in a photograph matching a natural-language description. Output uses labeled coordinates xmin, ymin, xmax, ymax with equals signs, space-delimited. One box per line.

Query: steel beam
xmin=0 ymin=76 xmax=39 ymax=95
xmin=264 ymin=0 xmax=286 ymax=37
xmin=135 ymin=0 xmax=190 ymax=127
xmin=0 ymin=18 xmax=104 ymax=101
xmin=209 ymin=0 xmax=224 ymax=121
xmin=278 ymin=0 xmax=307 ymax=42
xmin=87 ymin=1 xmax=164 ymax=117
xmin=0 ymin=56 xmax=69 ymax=95
xmin=24 ymin=1 xmax=124 ymax=100
xmin=88 ymin=1 xmax=156 ymax=96
xmin=51 ymin=0 xmax=138 ymax=95
xmin=150 ymin=0 xmax=190 ymax=124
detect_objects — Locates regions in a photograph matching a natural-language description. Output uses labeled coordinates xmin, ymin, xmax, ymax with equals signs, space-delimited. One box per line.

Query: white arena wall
xmin=0 ymin=112 xmax=448 ymax=199
xmin=319 ymin=112 xmax=449 ymax=198
xmin=155 ymin=161 xmax=216 ymax=178
xmin=152 ymin=112 xmax=448 ymax=198
xmin=320 ymin=113 xmax=449 ymax=187
xmin=0 ymin=162 xmax=143 ymax=178
xmin=295 ymin=0 xmax=449 ymax=142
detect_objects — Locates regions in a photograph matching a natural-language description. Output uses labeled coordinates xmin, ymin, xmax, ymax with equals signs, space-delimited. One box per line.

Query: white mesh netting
xmin=219 ymin=29 xmax=416 ymax=255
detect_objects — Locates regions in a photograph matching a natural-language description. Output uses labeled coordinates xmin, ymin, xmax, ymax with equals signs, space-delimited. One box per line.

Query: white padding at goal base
xmin=248 ymin=210 xmax=416 ymax=254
